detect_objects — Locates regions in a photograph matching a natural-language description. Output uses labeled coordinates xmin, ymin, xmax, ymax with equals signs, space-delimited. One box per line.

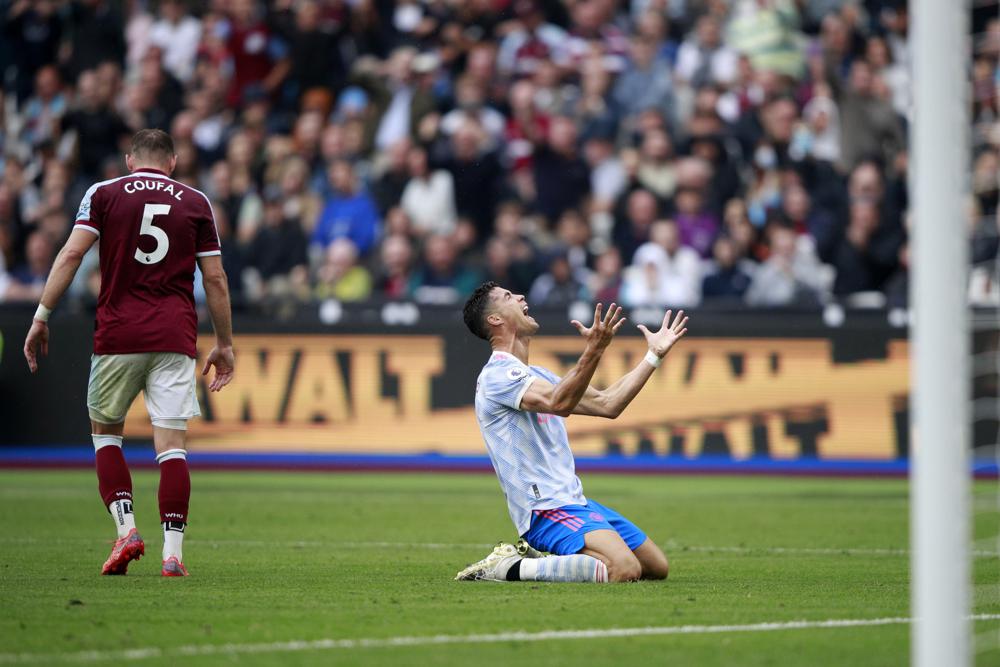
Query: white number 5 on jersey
xmin=135 ymin=203 xmax=171 ymax=265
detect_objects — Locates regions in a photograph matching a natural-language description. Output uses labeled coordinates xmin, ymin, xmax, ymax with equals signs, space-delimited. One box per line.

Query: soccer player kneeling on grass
xmin=457 ymin=282 xmax=687 ymax=583
xmin=23 ymin=129 xmax=235 ymax=577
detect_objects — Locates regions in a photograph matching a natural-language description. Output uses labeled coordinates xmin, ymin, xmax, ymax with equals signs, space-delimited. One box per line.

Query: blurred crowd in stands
xmin=1 ymin=0 xmax=998 ymax=314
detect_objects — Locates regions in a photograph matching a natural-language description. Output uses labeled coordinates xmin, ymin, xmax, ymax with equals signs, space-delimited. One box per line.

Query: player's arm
xmin=573 ymin=310 xmax=689 ymax=419
xmin=519 ymin=303 xmax=626 ymax=417
xmin=23 ymin=228 xmax=98 ymax=373
xmin=197 ymin=254 xmax=235 ymax=392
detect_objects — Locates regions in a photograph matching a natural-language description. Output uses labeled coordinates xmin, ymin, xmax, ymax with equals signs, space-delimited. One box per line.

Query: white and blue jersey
xmin=474 ymin=351 xmax=587 ymax=535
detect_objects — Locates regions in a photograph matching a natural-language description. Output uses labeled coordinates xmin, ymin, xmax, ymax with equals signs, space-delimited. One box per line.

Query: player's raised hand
xmin=23 ymin=320 xmax=49 ymax=373
xmin=571 ymin=302 xmax=627 ymax=350
xmin=637 ymin=309 xmax=689 ymax=359
xmin=202 ymin=345 xmax=235 ymax=392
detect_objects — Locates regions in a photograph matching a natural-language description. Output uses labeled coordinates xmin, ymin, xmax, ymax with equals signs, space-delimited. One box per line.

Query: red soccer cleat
xmin=101 ymin=528 xmax=145 ymax=575
xmin=161 ymin=556 xmax=189 ymax=577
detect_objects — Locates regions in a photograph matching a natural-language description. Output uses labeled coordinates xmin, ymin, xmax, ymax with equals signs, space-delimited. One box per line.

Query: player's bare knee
xmin=608 ymin=554 xmax=642 ymax=582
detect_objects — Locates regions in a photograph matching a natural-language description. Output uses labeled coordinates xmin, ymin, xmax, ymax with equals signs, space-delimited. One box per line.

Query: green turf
xmin=0 ymin=470 xmax=997 ymax=666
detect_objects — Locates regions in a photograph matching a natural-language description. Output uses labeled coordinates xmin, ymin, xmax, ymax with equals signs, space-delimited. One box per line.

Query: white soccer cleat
xmin=455 ymin=542 xmax=521 ymax=581
xmin=516 ymin=538 xmax=548 ymax=559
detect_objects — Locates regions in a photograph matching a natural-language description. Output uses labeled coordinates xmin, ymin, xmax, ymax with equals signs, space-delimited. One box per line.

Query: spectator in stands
xmin=375 ymin=234 xmax=415 ymax=300
xmin=400 ymin=145 xmax=457 ymax=237
xmin=831 ymin=200 xmax=898 ymax=297
xmin=224 ymin=0 xmax=290 ymax=109
xmin=623 ymin=219 xmax=701 ymax=307
xmin=243 ymin=193 xmax=309 ymax=302
xmin=532 ymin=115 xmax=590 ymax=225
xmin=726 ymin=0 xmax=804 ymax=79
xmin=483 ymin=236 xmax=534 ymax=296
xmin=314 ymin=238 xmax=372 ymax=302
xmin=441 ymin=119 xmax=504 ymax=243
xmin=674 ymin=187 xmax=720 ymax=258
xmin=281 ymin=0 xmax=345 ymax=103
xmin=702 ymin=236 xmax=753 ymax=304
xmin=312 ymin=160 xmax=381 ymax=257
xmin=6 ymin=230 xmax=53 ymax=302
xmin=634 ymin=128 xmax=677 ymax=200
xmin=61 ymin=70 xmax=131 ymax=180
xmin=529 ymin=246 xmax=591 ymax=306
xmin=65 ymin=0 xmax=126 ymax=78
xmin=440 ymin=75 xmax=506 ymax=146
xmin=613 ymin=36 xmax=676 ymax=131
xmin=781 ymin=183 xmax=839 ymax=262
xmin=4 ymin=0 xmax=62 ymax=103
xmin=149 ymin=0 xmax=202 ymax=84
xmin=497 ymin=0 xmax=569 ymax=79
xmin=675 ymin=14 xmax=738 ymax=88
xmin=19 ymin=66 xmax=65 ymax=148
xmin=505 ymin=79 xmax=550 ymax=174
xmin=613 ymin=188 xmax=661 ymax=264
xmin=590 ymin=247 xmax=623 ymax=303
xmin=371 ymin=138 xmax=413 ymax=215
xmin=838 ymin=60 xmax=905 ymax=172
xmin=583 ymin=131 xmax=626 ymax=215
xmin=746 ymin=223 xmax=826 ymax=306
xmin=408 ymin=234 xmax=481 ymax=304
xmin=555 ymin=209 xmax=594 ymax=278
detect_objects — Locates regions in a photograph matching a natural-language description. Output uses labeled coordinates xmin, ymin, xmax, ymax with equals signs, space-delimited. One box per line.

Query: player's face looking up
xmin=486 ymin=287 xmax=539 ymax=337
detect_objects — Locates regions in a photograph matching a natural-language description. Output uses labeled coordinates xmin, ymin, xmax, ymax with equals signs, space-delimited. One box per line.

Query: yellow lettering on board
xmin=284 ymin=339 xmax=349 ymax=423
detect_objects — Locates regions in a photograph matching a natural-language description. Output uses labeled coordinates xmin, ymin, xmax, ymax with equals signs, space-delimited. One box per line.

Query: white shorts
xmin=87 ymin=352 xmax=200 ymax=430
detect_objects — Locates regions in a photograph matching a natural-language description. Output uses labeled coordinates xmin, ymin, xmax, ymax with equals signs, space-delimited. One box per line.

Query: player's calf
xmin=156 ymin=446 xmax=190 ymax=576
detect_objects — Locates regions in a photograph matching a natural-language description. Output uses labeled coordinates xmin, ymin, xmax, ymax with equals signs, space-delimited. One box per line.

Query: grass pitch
xmin=0 ymin=470 xmax=998 ymax=666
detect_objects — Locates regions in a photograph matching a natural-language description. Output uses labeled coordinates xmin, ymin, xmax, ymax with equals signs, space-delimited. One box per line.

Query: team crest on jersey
xmin=507 ymin=367 xmax=526 ymax=381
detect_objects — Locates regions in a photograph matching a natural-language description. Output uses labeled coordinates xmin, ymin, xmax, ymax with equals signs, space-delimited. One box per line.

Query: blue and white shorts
xmin=521 ymin=499 xmax=648 ymax=556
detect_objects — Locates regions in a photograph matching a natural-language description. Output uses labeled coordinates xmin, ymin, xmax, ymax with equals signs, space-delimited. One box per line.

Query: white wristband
xmin=34 ymin=304 xmax=51 ymax=322
xmin=644 ymin=349 xmax=662 ymax=368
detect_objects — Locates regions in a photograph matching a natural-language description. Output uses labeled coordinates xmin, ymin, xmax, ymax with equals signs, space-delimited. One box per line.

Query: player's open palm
xmin=571 ymin=302 xmax=627 ymax=350
xmin=23 ymin=321 xmax=49 ymax=373
xmin=202 ymin=345 xmax=235 ymax=392
xmin=638 ymin=309 xmax=689 ymax=359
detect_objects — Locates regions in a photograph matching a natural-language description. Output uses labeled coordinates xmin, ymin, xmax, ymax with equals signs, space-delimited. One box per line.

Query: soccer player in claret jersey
xmin=457 ymin=282 xmax=687 ymax=583
xmin=23 ymin=129 xmax=235 ymax=577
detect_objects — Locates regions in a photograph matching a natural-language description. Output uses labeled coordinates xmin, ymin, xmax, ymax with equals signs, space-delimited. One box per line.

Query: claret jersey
xmin=73 ymin=169 xmax=221 ymax=358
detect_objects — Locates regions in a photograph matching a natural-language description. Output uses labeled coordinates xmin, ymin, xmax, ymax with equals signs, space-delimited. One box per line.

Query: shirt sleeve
xmin=74 ymin=183 xmax=103 ymax=236
xmin=480 ymin=361 xmax=536 ymax=411
xmin=194 ymin=194 xmax=222 ymax=257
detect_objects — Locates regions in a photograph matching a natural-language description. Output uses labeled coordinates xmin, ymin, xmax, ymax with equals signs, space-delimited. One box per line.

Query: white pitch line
xmin=2 ymin=615 xmax=999 ymax=664
xmin=0 ymin=537 xmax=997 ymax=558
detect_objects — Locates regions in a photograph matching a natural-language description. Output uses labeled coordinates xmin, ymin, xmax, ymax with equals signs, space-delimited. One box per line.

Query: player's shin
xmin=94 ymin=435 xmax=135 ymax=538
xmin=156 ymin=448 xmax=190 ymax=562
xmin=516 ymin=554 xmax=609 ymax=583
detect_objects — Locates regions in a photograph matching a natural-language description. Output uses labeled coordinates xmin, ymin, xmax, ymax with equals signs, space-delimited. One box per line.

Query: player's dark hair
xmin=463 ymin=281 xmax=499 ymax=341
xmin=129 ymin=129 xmax=175 ymax=163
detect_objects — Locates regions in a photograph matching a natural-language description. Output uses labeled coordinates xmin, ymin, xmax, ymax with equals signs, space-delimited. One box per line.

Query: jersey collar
xmin=132 ymin=168 xmax=168 ymax=176
xmin=491 ymin=350 xmax=527 ymax=365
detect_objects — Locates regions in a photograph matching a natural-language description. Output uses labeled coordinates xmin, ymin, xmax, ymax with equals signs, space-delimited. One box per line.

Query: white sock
xmin=519 ymin=554 xmax=608 ymax=583
xmin=163 ymin=522 xmax=184 ymax=562
xmin=108 ymin=499 xmax=136 ymax=539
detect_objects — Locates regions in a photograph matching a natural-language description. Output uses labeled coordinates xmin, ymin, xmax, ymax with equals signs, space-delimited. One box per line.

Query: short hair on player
xmin=129 ymin=129 xmax=175 ymax=164
xmin=463 ymin=281 xmax=499 ymax=341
